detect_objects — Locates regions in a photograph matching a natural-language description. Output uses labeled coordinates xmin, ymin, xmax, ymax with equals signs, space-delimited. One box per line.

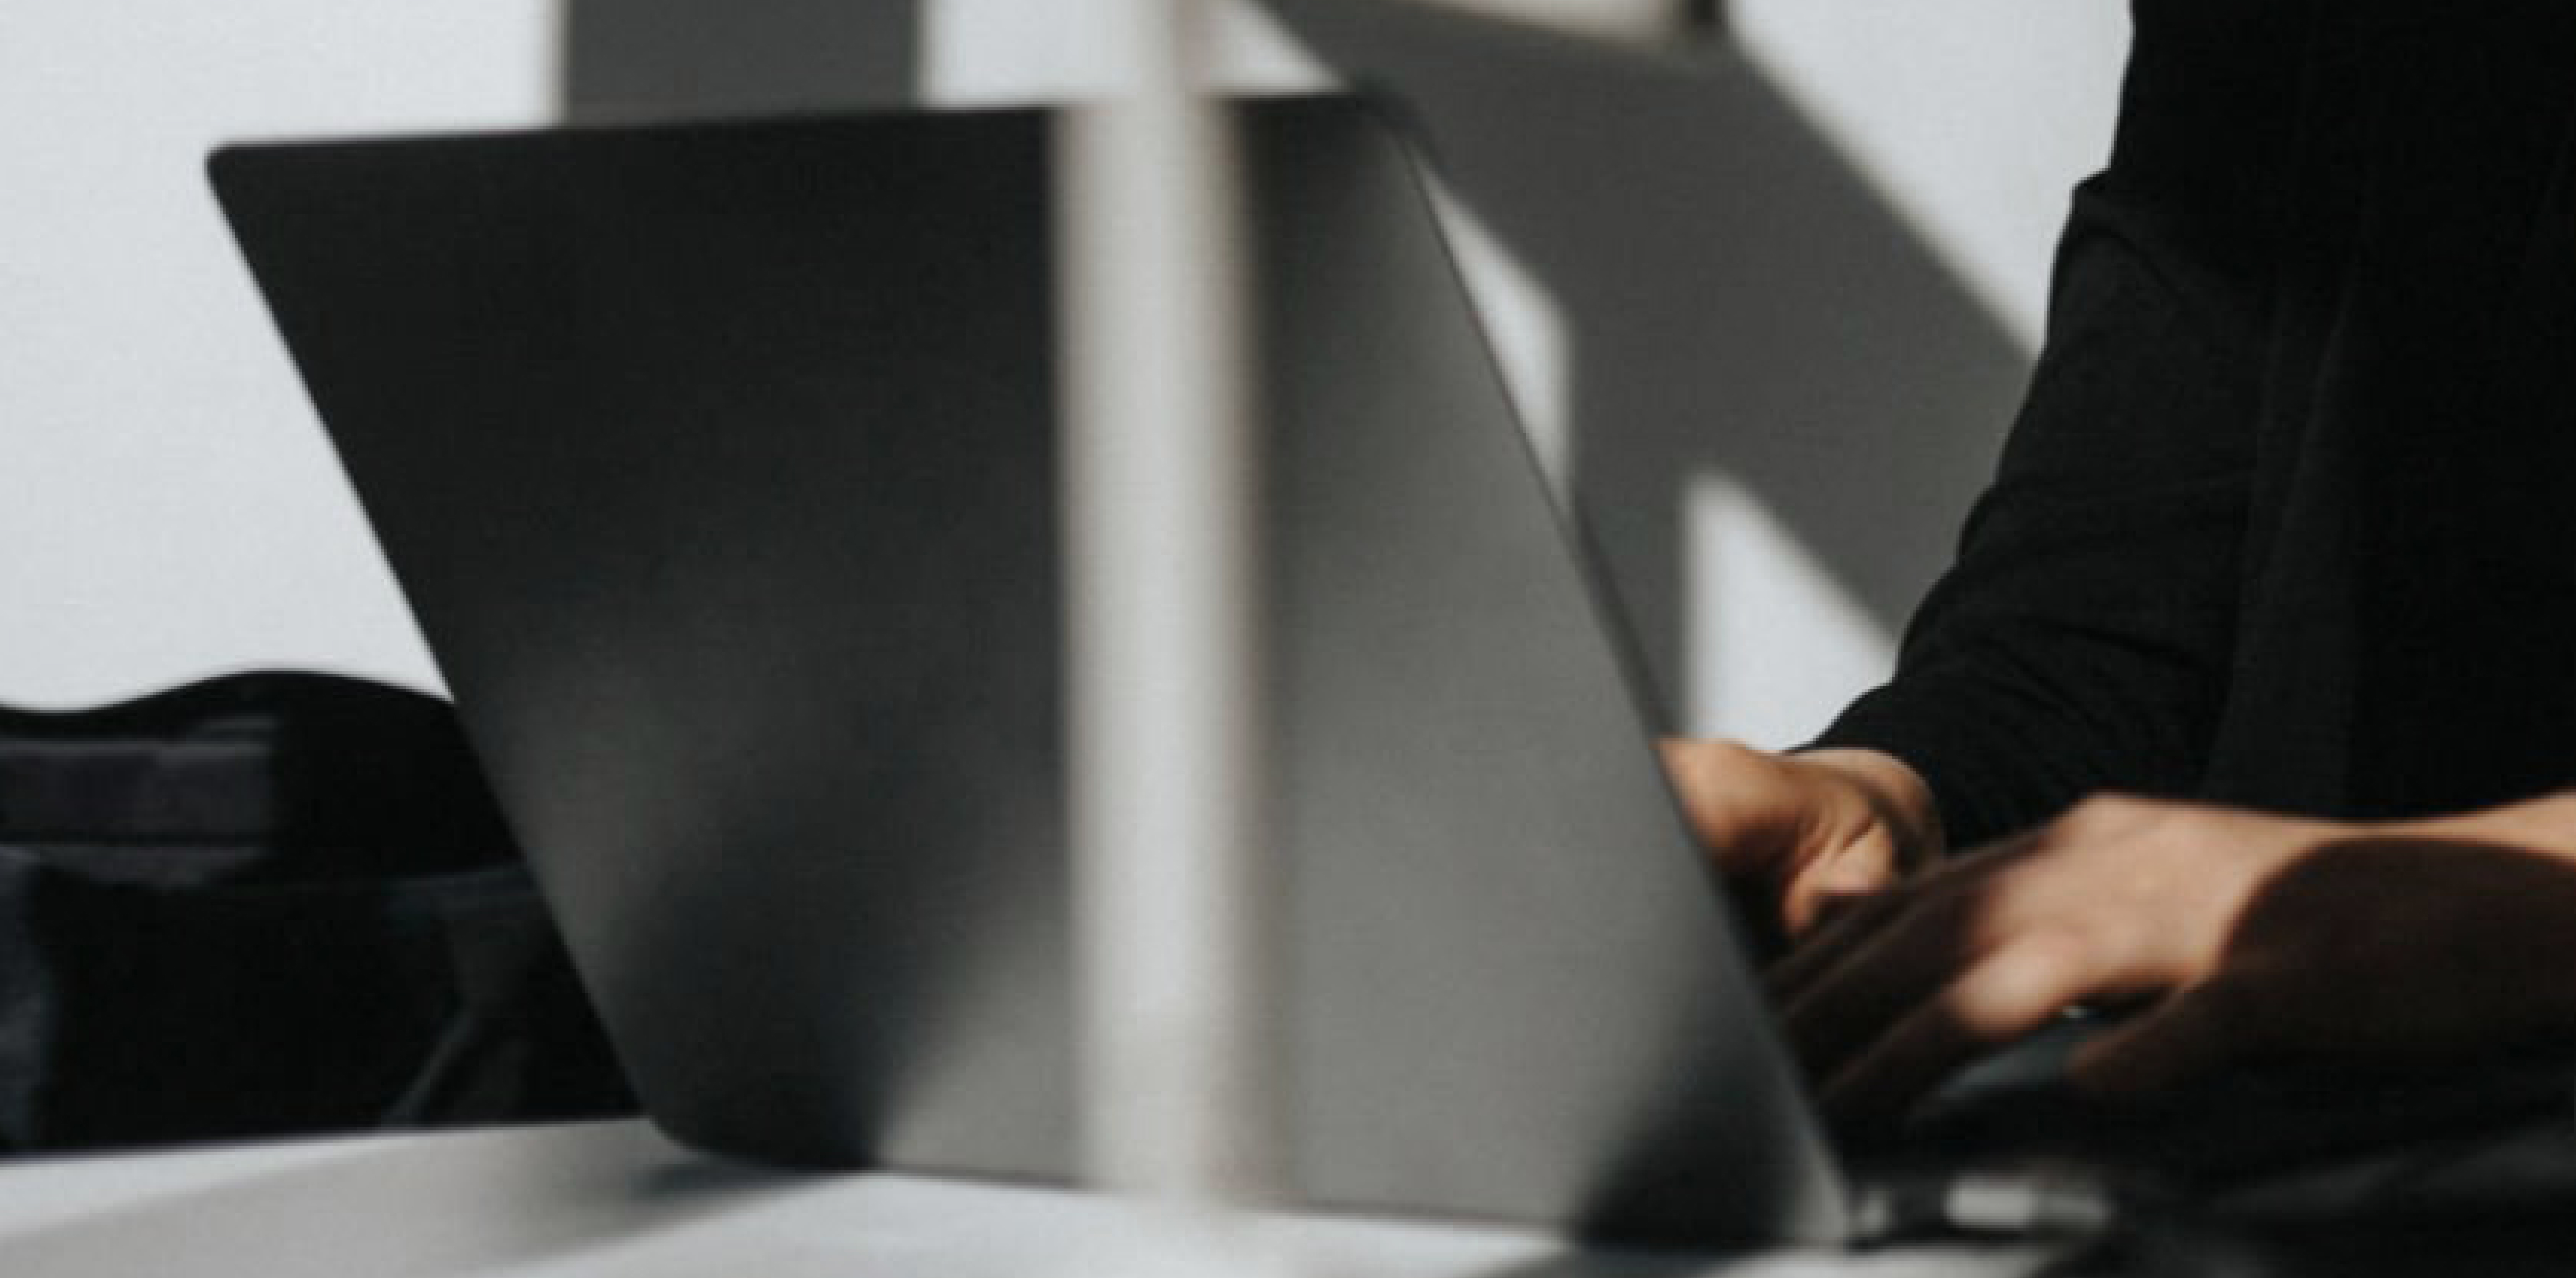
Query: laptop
xmin=246 ymin=94 xmax=2576 ymax=1249
xmin=210 ymin=95 xmax=1842 ymax=1244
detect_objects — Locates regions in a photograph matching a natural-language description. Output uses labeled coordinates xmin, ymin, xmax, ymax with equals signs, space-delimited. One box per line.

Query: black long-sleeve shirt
xmin=1813 ymin=4 xmax=2576 ymax=850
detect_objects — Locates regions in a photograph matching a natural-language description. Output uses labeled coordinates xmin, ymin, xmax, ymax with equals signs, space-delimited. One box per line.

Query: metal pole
xmin=1054 ymin=0 xmax=1279 ymax=1211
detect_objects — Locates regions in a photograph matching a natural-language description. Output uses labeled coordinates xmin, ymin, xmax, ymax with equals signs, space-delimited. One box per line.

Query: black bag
xmin=0 ymin=671 xmax=633 ymax=1152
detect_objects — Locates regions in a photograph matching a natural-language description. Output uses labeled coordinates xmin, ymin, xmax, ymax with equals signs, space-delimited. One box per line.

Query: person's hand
xmin=1657 ymin=739 xmax=1944 ymax=938
xmin=1773 ymin=791 xmax=2576 ymax=1133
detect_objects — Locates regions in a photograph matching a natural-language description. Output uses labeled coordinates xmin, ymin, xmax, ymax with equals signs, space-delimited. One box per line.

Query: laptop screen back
xmin=213 ymin=97 xmax=1842 ymax=1244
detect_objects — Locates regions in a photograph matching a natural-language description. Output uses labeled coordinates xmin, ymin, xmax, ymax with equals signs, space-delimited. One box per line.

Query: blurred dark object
xmin=0 ymin=671 xmax=633 ymax=1153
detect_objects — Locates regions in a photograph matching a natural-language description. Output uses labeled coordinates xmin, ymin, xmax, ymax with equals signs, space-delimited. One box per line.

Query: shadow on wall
xmin=1270 ymin=4 xmax=2034 ymax=727
xmin=549 ymin=0 xmax=2039 ymax=736
xmin=558 ymin=0 xmax=919 ymax=123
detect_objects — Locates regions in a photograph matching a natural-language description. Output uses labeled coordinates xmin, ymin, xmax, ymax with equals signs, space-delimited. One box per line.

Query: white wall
xmin=0 ymin=1 xmax=2125 ymax=740
xmin=0 ymin=2 xmax=555 ymax=705
xmin=1730 ymin=1 xmax=2129 ymax=349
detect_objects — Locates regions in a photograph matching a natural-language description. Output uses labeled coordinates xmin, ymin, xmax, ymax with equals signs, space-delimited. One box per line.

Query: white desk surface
xmin=0 ymin=1119 xmax=2053 ymax=1275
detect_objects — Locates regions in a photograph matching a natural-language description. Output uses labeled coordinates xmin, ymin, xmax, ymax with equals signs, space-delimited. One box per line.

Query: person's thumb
xmin=1783 ymin=844 xmax=1901 ymax=937
xmin=2067 ymin=981 xmax=2246 ymax=1098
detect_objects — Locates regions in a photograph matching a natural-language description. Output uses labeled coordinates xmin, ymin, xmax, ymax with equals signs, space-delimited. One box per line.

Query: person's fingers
xmin=1818 ymin=931 xmax=2099 ymax=1132
xmin=2066 ymin=979 xmax=2249 ymax=1097
xmin=1781 ymin=837 xmax=1901 ymax=937
xmin=1778 ymin=893 xmax=1980 ymax=1077
xmin=1798 ymin=883 xmax=1882 ymax=939
xmin=1764 ymin=882 xmax=1913 ymax=1001
xmin=1766 ymin=826 xmax=2031 ymax=1002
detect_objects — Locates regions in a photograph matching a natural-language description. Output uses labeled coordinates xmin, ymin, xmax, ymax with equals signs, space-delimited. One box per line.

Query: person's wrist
xmin=2392 ymin=789 xmax=2576 ymax=863
xmin=1790 ymin=747 xmax=1946 ymax=870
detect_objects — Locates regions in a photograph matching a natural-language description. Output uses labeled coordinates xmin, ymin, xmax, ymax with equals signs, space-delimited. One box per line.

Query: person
xmin=1660 ymin=3 xmax=2576 ymax=1134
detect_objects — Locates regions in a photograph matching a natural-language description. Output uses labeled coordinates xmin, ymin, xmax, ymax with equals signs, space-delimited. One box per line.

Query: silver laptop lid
xmin=212 ymin=96 xmax=1843 ymax=1245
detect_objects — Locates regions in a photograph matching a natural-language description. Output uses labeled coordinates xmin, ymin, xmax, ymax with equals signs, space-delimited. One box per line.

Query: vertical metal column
xmin=1054 ymin=1 xmax=1279 ymax=1210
